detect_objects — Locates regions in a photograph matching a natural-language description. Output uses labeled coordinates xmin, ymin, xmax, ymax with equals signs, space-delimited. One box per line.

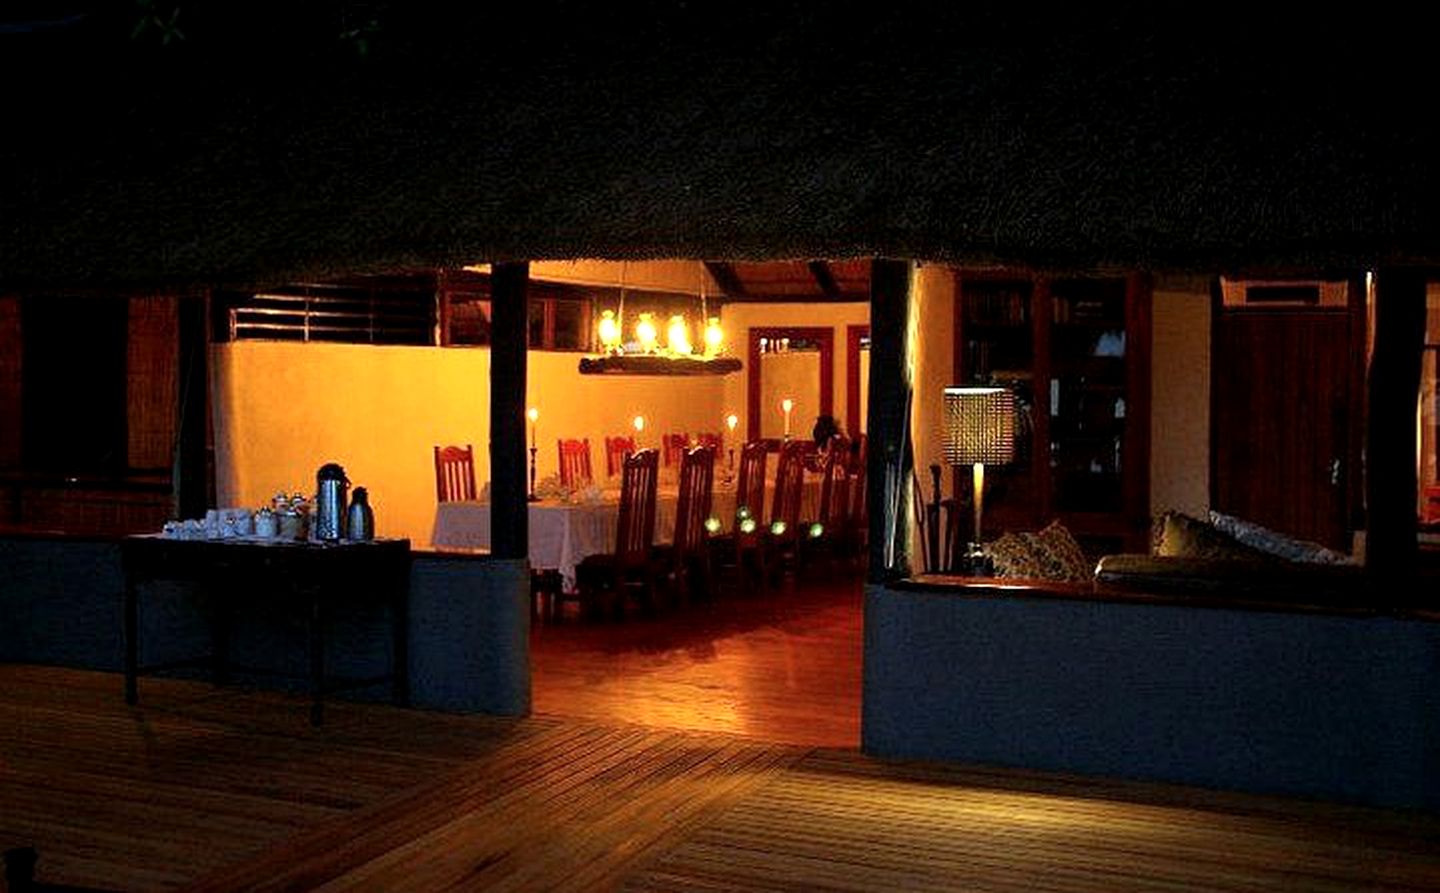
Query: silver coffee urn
xmin=315 ymin=462 xmax=349 ymax=541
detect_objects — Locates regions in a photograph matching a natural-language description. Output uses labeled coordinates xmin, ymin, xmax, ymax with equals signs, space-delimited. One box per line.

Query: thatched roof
xmin=4 ymin=5 xmax=1439 ymax=290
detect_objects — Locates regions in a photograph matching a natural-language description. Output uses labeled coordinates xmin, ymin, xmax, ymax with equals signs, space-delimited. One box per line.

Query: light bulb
xmin=770 ymin=520 xmax=787 ymax=536
xmin=526 ymin=407 xmax=539 ymax=423
xmin=782 ymin=398 xmax=794 ymax=414
xmin=726 ymin=413 xmax=738 ymax=433
xmin=704 ymin=317 xmax=724 ymax=355
xmin=704 ymin=517 xmax=722 ymax=534
xmin=809 ymin=522 xmax=824 ymax=539
xmin=597 ymin=310 xmax=621 ymax=351
xmin=635 ymin=313 xmax=658 ymax=353
xmin=666 ymin=315 xmax=692 ymax=355
xmin=633 ymin=415 xmax=645 ymax=433
xmin=739 ymin=518 xmax=757 ymax=534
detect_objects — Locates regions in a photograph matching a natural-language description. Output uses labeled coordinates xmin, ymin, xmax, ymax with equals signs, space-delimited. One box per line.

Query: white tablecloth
xmin=431 ymin=479 xmax=822 ymax=590
xmin=432 ymin=495 xmax=678 ymax=590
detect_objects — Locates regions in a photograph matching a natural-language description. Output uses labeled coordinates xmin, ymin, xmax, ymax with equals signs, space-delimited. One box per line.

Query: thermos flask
xmin=315 ymin=463 xmax=349 ymax=541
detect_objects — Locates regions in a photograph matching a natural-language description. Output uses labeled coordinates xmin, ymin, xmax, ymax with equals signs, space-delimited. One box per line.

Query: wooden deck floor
xmin=530 ymin=578 xmax=864 ymax=748
xmin=4 ymin=666 xmax=1440 ymax=892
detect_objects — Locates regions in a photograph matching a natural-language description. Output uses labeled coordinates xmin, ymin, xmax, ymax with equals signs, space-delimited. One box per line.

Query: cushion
xmin=987 ymin=532 xmax=1045 ymax=578
xmin=1208 ymin=510 xmax=1356 ymax=565
xmin=1029 ymin=520 xmax=1093 ymax=583
xmin=988 ymin=521 xmax=1091 ymax=582
xmin=1155 ymin=511 xmax=1273 ymax=562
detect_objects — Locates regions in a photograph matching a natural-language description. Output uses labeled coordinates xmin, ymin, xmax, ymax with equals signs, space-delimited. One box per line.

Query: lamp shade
xmin=943 ymin=386 xmax=1016 ymax=466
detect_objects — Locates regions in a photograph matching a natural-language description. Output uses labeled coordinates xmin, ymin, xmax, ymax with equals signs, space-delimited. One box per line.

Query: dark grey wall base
xmin=863 ymin=584 xmax=1440 ymax=811
xmin=0 ymin=538 xmax=532 ymax=718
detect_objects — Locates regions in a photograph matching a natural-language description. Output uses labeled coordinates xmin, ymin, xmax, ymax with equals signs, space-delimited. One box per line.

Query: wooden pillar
xmin=1365 ymin=269 xmax=1427 ymax=589
xmin=866 ymin=259 xmax=915 ymax=583
xmin=174 ymin=292 xmax=209 ymax=520
xmin=489 ymin=261 xmax=530 ymax=561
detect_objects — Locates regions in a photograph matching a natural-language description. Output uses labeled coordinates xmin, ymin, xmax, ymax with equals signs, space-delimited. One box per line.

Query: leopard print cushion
xmin=989 ymin=521 xmax=1091 ymax=581
xmin=1030 ymin=520 xmax=1092 ymax=582
xmin=988 ymin=532 xmax=1045 ymax=578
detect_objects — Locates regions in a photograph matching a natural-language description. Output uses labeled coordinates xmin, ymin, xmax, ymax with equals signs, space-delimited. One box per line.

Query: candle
xmin=781 ymin=398 xmax=793 ymax=438
xmin=527 ymin=407 xmax=539 ymax=449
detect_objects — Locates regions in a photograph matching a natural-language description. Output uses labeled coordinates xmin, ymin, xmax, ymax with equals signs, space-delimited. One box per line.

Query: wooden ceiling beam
xmin=807 ymin=260 xmax=842 ymax=298
xmin=704 ymin=262 xmax=747 ymax=299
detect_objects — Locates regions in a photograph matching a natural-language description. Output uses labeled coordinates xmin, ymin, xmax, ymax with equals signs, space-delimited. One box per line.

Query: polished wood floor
xmin=530 ymin=576 xmax=864 ymax=748
xmin=3 ymin=666 xmax=1440 ymax=892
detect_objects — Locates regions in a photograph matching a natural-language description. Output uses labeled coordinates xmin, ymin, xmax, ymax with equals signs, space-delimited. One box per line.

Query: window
xmin=216 ymin=277 xmax=436 ymax=345
xmin=442 ymin=274 xmax=593 ymax=351
xmin=21 ymin=296 xmax=128 ymax=473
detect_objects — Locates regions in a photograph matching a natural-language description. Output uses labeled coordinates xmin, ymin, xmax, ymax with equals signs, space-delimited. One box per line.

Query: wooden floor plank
xmin=6 ymin=635 xmax=1440 ymax=893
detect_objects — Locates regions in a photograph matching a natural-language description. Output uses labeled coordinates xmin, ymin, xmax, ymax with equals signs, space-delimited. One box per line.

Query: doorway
xmin=1210 ymin=279 xmax=1364 ymax=550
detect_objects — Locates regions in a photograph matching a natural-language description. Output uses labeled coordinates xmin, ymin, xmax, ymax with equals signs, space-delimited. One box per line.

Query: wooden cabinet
xmin=954 ymin=271 xmax=1150 ymax=551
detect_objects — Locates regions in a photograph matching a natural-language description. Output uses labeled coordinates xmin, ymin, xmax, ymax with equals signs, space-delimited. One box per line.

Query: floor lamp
xmin=944 ymin=386 xmax=1016 ymax=572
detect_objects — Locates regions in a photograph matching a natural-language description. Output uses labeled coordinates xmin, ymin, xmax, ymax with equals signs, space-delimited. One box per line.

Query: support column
xmin=174 ymin=292 xmax=209 ymax=520
xmin=866 ymin=259 xmax=916 ymax=583
xmin=490 ymin=262 xmax=530 ymax=561
xmin=1366 ymin=269 xmax=1426 ymax=592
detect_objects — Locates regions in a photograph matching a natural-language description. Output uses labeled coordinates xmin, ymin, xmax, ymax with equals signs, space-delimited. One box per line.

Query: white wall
xmin=213 ymin=342 xmax=724 ymax=547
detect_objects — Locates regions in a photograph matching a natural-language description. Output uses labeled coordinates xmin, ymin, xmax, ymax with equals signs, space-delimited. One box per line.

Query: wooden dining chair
xmin=711 ymin=439 xmax=771 ymax=593
xmin=604 ymin=435 xmax=636 ymax=479
xmin=661 ymin=433 xmax=689 ymax=468
xmin=433 ymin=444 xmax=477 ymax=502
xmin=574 ymin=448 xmax=660 ymax=617
xmin=802 ymin=435 xmax=851 ymax=575
xmin=557 ymin=438 xmax=593 ymax=489
xmin=665 ymin=445 xmax=716 ymax=603
xmin=766 ymin=439 xmax=808 ymax=586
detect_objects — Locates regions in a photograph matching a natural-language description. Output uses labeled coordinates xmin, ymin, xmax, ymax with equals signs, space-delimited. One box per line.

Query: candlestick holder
xmin=528 ymin=445 xmax=538 ymax=501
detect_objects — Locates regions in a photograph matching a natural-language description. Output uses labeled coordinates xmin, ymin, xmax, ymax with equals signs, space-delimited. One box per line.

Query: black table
xmin=121 ymin=535 xmax=411 ymax=725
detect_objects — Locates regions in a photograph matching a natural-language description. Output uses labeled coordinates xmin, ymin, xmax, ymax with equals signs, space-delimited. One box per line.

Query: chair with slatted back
xmin=604 ymin=435 xmax=636 ymax=479
xmin=845 ymin=436 xmax=868 ymax=565
xmin=661 ymin=432 xmax=689 ymax=469
xmin=572 ymin=449 xmax=660 ymax=617
xmin=765 ymin=438 xmax=808 ymax=586
xmin=801 ymin=435 xmax=851 ymax=575
xmin=557 ymin=438 xmax=593 ymax=489
xmin=434 ymin=444 xmax=477 ymax=503
xmin=662 ymin=445 xmax=717 ymax=603
xmin=709 ymin=439 xmax=771 ymax=593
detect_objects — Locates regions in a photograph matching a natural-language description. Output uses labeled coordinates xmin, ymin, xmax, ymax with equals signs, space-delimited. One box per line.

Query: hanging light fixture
xmin=577 ymin=261 xmax=741 ymax=376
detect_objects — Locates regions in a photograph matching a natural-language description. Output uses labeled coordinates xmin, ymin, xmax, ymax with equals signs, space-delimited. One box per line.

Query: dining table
xmin=431 ymin=477 xmax=822 ymax=591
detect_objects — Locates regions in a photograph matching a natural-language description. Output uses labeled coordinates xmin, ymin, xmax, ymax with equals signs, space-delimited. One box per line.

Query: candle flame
xmin=726 ymin=413 xmax=738 ymax=431
xmin=633 ymin=415 xmax=646 ymax=432
xmin=526 ymin=407 xmax=539 ymax=422
xmin=782 ymin=398 xmax=794 ymax=413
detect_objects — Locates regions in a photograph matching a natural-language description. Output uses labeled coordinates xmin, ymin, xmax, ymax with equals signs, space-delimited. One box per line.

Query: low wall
xmin=863 ymin=582 xmax=1440 ymax=811
xmin=0 ymin=535 xmax=530 ymax=716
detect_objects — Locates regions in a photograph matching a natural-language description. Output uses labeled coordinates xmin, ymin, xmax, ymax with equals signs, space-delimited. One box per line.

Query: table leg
xmin=392 ymin=570 xmax=410 ymax=707
xmin=124 ymin=575 xmax=139 ymax=705
xmin=211 ymin=583 xmax=232 ymax=687
xmin=309 ymin=593 xmax=325 ymax=727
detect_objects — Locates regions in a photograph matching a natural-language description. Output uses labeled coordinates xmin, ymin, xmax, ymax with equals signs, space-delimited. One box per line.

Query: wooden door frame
xmin=845 ymin=324 xmax=869 ymax=437
xmin=747 ymin=326 xmax=834 ymax=441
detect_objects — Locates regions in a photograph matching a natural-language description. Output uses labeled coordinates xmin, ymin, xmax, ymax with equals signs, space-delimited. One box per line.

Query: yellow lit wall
xmin=213 ymin=342 xmax=724 ymax=547
xmin=720 ymin=301 xmax=871 ymax=441
xmin=1149 ymin=276 xmax=1211 ymax=517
